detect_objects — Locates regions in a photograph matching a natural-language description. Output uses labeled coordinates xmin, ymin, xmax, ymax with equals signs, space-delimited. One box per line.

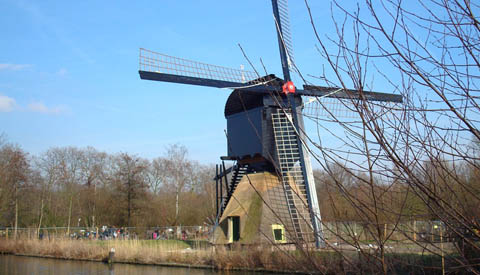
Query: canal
xmin=0 ymin=254 xmax=260 ymax=275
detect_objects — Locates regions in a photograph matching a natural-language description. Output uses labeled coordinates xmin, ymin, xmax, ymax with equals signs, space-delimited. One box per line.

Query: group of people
xmin=151 ymin=228 xmax=205 ymax=241
xmin=100 ymin=226 xmax=131 ymax=240
xmin=152 ymin=229 xmax=170 ymax=240
xmin=65 ymin=226 xmax=209 ymax=241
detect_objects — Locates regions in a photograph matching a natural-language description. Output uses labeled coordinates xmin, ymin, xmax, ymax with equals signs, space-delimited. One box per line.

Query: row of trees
xmin=315 ymin=160 xmax=480 ymax=223
xmin=0 ymin=138 xmax=216 ymax=232
xmin=2 ymin=132 xmax=477 ymax=232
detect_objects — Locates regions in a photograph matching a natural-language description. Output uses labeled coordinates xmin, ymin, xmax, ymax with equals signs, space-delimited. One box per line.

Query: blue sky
xmin=0 ymin=0 xmax=335 ymax=164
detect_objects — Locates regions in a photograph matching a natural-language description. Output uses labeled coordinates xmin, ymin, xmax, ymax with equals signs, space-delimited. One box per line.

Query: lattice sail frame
xmin=271 ymin=108 xmax=317 ymax=243
xmin=303 ymin=96 xmax=402 ymax=120
xmin=275 ymin=0 xmax=296 ymax=71
xmin=139 ymin=48 xmax=261 ymax=84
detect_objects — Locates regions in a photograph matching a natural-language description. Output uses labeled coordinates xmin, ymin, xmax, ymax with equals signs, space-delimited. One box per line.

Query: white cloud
xmin=56 ymin=68 xmax=67 ymax=76
xmin=0 ymin=94 xmax=16 ymax=112
xmin=0 ymin=95 xmax=67 ymax=114
xmin=0 ymin=63 xmax=32 ymax=71
xmin=27 ymin=102 xmax=67 ymax=114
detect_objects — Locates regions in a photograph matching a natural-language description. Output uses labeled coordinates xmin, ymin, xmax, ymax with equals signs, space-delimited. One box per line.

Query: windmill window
xmin=272 ymin=224 xmax=286 ymax=243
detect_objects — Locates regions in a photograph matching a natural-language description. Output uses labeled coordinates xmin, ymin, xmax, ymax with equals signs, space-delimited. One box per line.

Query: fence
xmin=0 ymin=225 xmax=212 ymax=242
xmin=322 ymin=220 xmax=448 ymax=243
xmin=0 ymin=221 xmax=457 ymax=245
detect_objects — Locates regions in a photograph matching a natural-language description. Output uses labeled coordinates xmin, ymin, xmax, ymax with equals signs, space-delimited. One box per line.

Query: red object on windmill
xmin=282 ymin=81 xmax=295 ymax=95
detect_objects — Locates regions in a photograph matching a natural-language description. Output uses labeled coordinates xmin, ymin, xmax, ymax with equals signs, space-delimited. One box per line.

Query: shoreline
xmin=1 ymin=252 xmax=212 ymax=270
xmin=0 ymin=251 xmax=306 ymax=275
xmin=0 ymin=239 xmax=315 ymax=274
xmin=1 ymin=238 xmax=453 ymax=273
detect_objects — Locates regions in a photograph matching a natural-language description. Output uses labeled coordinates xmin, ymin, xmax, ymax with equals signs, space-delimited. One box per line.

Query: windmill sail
xmin=139 ymin=49 xmax=403 ymax=102
xmin=274 ymin=0 xmax=295 ymax=72
xmin=272 ymin=109 xmax=317 ymax=242
xmin=271 ymin=0 xmax=326 ymax=248
xmin=139 ymin=48 xmax=267 ymax=90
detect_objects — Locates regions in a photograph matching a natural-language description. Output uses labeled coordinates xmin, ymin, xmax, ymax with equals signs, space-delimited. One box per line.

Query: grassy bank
xmin=0 ymin=239 xmax=345 ymax=273
xmin=1 ymin=238 xmax=464 ymax=273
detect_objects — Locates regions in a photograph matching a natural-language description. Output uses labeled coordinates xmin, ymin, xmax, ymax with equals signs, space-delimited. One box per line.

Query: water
xmin=0 ymin=255 xmax=256 ymax=275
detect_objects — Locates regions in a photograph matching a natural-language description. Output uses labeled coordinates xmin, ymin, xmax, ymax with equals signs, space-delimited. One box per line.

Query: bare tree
xmin=147 ymin=157 xmax=165 ymax=195
xmin=0 ymin=144 xmax=29 ymax=239
xmin=159 ymin=144 xmax=196 ymax=225
xmin=302 ymin=0 xmax=480 ymax=272
xmin=55 ymin=148 xmax=83 ymax=235
xmin=78 ymin=147 xmax=107 ymax=228
xmin=194 ymin=164 xmax=217 ymax=225
xmin=34 ymin=148 xmax=63 ymax=231
xmin=112 ymin=153 xmax=148 ymax=227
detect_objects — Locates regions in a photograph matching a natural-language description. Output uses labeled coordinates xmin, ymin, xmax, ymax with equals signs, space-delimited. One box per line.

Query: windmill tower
xmin=138 ymin=0 xmax=402 ymax=248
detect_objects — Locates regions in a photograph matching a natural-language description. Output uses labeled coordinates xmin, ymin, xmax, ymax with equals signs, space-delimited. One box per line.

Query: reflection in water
xmin=0 ymin=255 xmax=255 ymax=275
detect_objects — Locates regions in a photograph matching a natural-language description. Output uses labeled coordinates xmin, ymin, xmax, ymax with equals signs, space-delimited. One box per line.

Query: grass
xmin=0 ymin=238 xmax=107 ymax=261
xmin=96 ymin=239 xmax=191 ymax=250
xmin=1 ymin=238 xmax=469 ymax=273
xmin=0 ymin=238 xmax=347 ymax=273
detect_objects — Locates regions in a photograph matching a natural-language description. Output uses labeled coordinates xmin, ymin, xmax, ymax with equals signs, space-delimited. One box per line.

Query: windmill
xmin=138 ymin=0 xmax=402 ymax=248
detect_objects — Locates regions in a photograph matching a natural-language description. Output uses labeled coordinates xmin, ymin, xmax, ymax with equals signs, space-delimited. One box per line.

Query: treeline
xmin=315 ymin=161 xmax=480 ymax=225
xmin=1 ymin=136 xmax=479 ymax=231
xmin=0 ymin=139 xmax=216 ymax=230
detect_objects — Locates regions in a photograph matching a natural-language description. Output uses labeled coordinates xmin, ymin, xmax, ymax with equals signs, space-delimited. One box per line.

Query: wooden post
xmin=335 ymin=222 xmax=339 ymax=243
xmin=14 ymin=190 xmax=18 ymax=241
xmin=354 ymin=222 xmax=357 ymax=241
xmin=384 ymin=223 xmax=387 ymax=240
xmin=219 ymin=166 xmax=223 ymax=214
xmin=108 ymin=248 xmax=115 ymax=264
xmin=6 ymin=228 xmax=8 ymax=240
xmin=413 ymin=221 xmax=416 ymax=242
xmin=440 ymin=228 xmax=445 ymax=275
xmin=431 ymin=223 xmax=434 ymax=242
xmin=215 ymin=165 xmax=219 ymax=218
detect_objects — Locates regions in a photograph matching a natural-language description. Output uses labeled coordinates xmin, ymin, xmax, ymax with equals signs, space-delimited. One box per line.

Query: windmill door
xmin=228 ymin=216 xmax=240 ymax=243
